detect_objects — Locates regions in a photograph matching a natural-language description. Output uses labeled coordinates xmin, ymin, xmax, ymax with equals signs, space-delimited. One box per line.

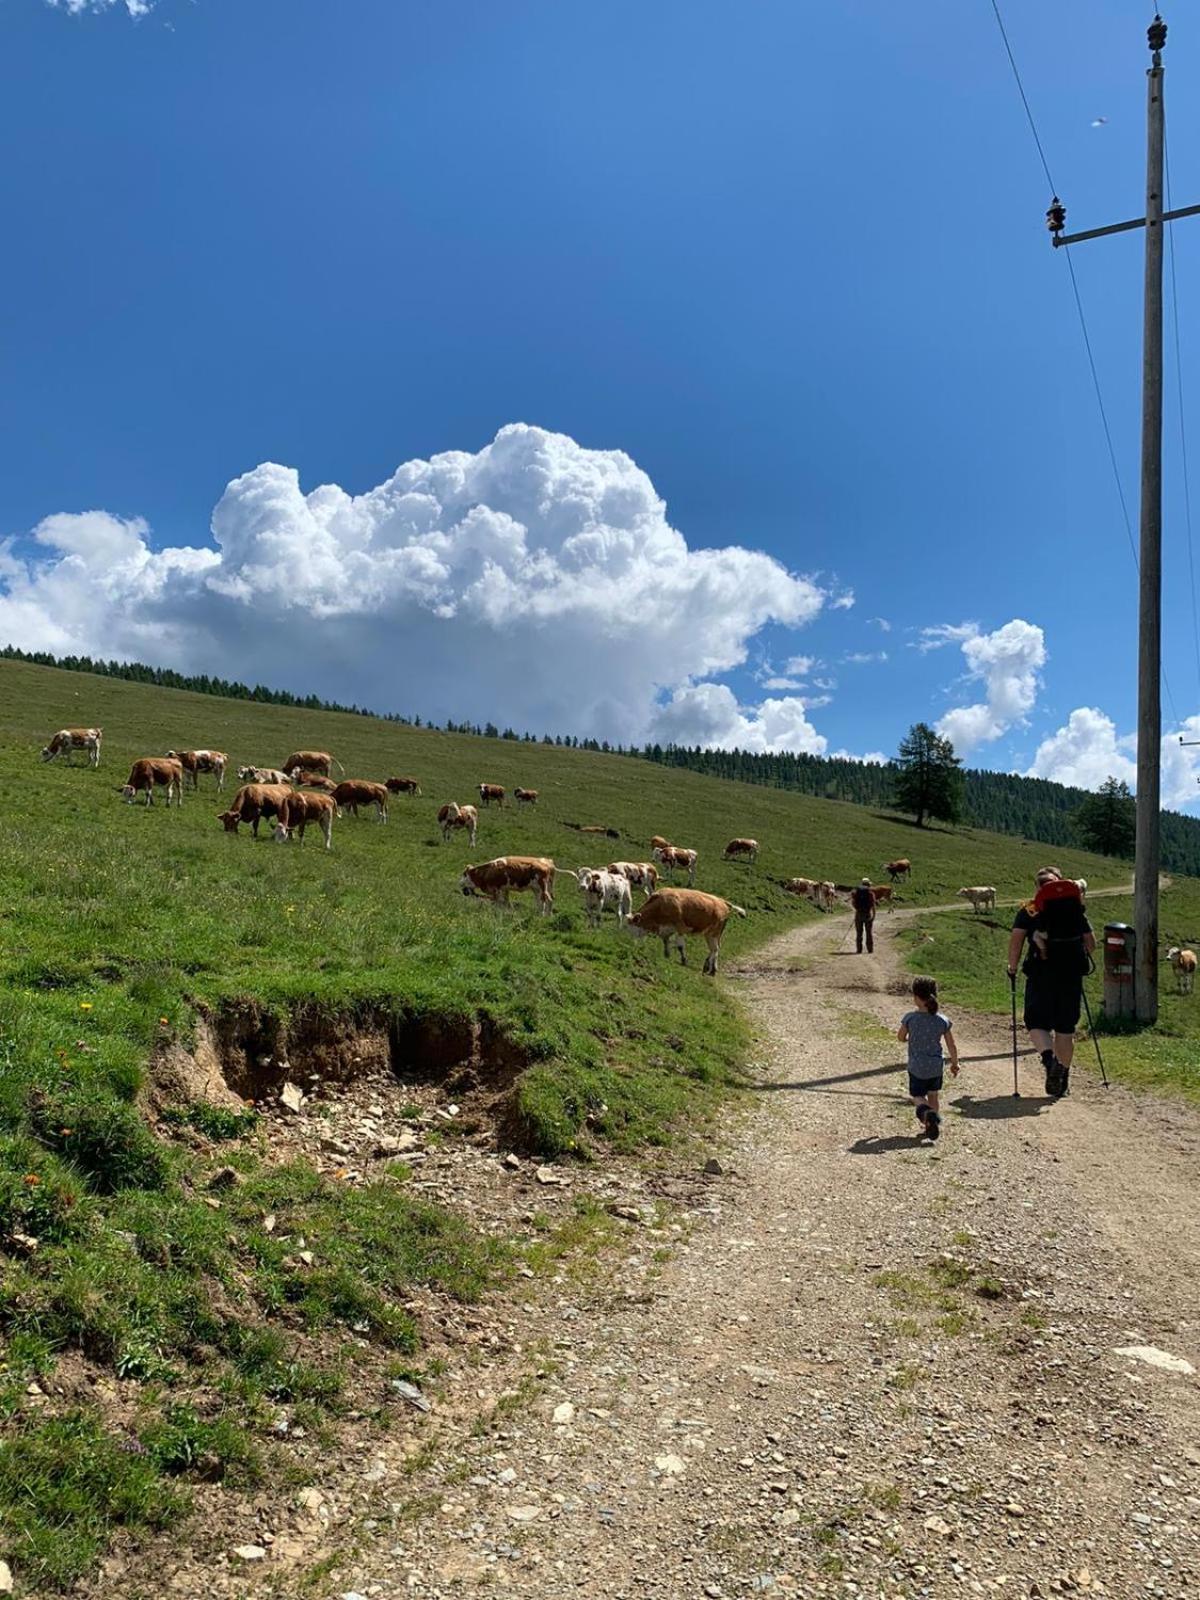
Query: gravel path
xmin=173 ymin=910 xmax=1200 ymax=1600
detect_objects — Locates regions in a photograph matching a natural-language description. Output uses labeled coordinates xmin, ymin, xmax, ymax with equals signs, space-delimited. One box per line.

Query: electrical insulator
xmin=1148 ymin=15 xmax=1167 ymax=53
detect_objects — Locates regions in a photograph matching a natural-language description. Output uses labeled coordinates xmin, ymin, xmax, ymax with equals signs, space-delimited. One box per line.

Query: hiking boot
xmin=925 ymin=1110 xmax=941 ymax=1142
xmin=1050 ymin=1062 xmax=1070 ymax=1099
xmin=1042 ymin=1054 xmax=1058 ymax=1096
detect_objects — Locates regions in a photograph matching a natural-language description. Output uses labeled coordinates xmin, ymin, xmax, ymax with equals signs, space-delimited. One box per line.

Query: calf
xmin=273 ymin=790 xmax=336 ymax=851
xmin=478 ymin=783 xmax=506 ymax=808
xmin=438 ymin=802 xmax=479 ymax=845
xmin=958 ymin=886 xmax=997 ymax=914
xmin=166 ymin=749 xmax=228 ymax=790
xmin=514 ymin=787 xmax=539 ymax=806
xmin=626 ymin=888 xmax=746 ymax=976
xmin=653 ymin=844 xmax=698 ymax=887
xmin=282 ymin=750 xmax=342 ymax=779
xmin=385 ymin=776 xmax=422 ymax=796
xmin=723 ymin=838 xmax=759 ymax=863
xmin=332 ymin=780 xmax=388 ymax=822
xmin=1168 ymin=946 xmax=1197 ymax=995
xmin=238 ymin=765 xmax=292 ymax=786
xmin=217 ymin=783 xmax=293 ymax=837
xmin=121 ymin=757 xmax=184 ymax=807
xmin=460 ymin=856 xmax=555 ymax=916
xmin=575 ymin=868 xmax=633 ymax=927
xmin=607 ymin=861 xmax=659 ymax=899
xmin=884 ymin=858 xmax=911 ymax=882
xmin=42 ymin=727 xmax=102 ymax=767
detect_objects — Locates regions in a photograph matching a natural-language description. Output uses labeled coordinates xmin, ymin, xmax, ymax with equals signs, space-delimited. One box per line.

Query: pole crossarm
xmin=1052 ymin=201 xmax=1200 ymax=248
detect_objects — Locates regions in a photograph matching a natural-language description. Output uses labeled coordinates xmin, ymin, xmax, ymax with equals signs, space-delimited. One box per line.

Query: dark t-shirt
xmin=852 ymin=887 xmax=874 ymax=915
xmin=1012 ymin=901 xmax=1093 ymax=982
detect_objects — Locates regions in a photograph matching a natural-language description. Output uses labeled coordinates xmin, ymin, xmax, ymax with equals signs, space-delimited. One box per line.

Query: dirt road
xmin=190 ymin=910 xmax=1200 ymax=1600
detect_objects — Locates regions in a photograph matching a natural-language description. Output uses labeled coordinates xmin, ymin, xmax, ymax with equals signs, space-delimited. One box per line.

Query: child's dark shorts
xmin=909 ymin=1072 xmax=943 ymax=1097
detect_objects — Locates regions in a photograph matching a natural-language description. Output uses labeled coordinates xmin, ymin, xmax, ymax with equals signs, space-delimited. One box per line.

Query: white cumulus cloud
xmin=1030 ymin=707 xmax=1200 ymax=808
xmin=934 ymin=619 xmax=1046 ymax=755
xmin=46 ymin=0 xmax=153 ymax=14
xmin=649 ymin=683 xmax=827 ymax=754
xmin=0 ymin=424 xmax=829 ymax=749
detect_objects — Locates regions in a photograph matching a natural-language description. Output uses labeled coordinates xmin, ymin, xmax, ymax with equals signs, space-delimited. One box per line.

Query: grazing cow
xmin=653 ymin=844 xmax=698 ymax=887
xmin=238 ymin=765 xmax=292 ymax=786
xmin=438 ymin=802 xmax=479 ymax=845
xmin=166 ymin=749 xmax=228 ymax=791
xmin=120 ymin=757 xmax=184 ymax=807
xmin=217 ymin=783 xmax=293 ymax=837
xmin=1168 ymin=946 xmax=1197 ymax=994
xmin=42 ymin=727 xmax=102 ymax=767
xmin=871 ymin=885 xmax=895 ymax=912
xmin=578 ymin=825 xmax=619 ymax=837
xmin=385 ymin=776 xmax=422 ymax=797
xmin=815 ymin=880 xmax=837 ymax=913
xmin=460 ymin=856 xmax=555 ymax=916
xmin=608 ymin=861 xmax=659 ymax=899
xmin=332 ymin=780 xmax=388 ymax=822
xmin=478 ymin=783 xmax=506 ymax=808
xmin=626 ymin=888 xmax=746 ymax=976
xmin=293 ymin=772 xmax=337 ymax=792
xmin=723 ymin=838 xmax=759 ymax=863
xmin=272 ymin=790 xmax=336 ymax=851
xmin=649 ymin=836 xmax=672 ymax=855
xmin=884 ymin=858 xmax=911 ymax=882
xmin=1075 ymin=878 xmax=1088 ymax=898
xmin=514 ymin=787 xmax=539 ymax=806
xmin=958 ymin=886 xmax=997 ymax=914
xmin=576 ymin=868 xmax=633 ymax=927
xmin=282 ymin=750 xmax=342 ymax=779
xmin=784 ymin=876 xmax=818 ymax=899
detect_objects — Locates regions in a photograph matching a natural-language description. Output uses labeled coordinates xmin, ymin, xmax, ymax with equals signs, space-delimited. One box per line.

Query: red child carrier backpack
xmin=1029 ymin=878 xmax=1091 ymax=975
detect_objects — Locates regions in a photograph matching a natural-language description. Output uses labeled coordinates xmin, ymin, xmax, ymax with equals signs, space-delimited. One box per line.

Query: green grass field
xmin=0 ymin=657 xmax=1158 ymax=1587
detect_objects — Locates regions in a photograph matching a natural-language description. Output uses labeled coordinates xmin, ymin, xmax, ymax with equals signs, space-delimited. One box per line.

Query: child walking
xmin=897 ymin=977 xmax=958 ymax=1141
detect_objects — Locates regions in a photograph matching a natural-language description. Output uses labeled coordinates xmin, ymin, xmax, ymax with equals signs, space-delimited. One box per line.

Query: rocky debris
xmin=279 ymin=1081 xmax=305 ymax=1114
xmin=552 ymin=1402 xmax=575 ymax=1425
xmin=206 ymin=1165 xmax=243 ymax=1191
xmin=535 ymin=1164 xmax=568 ymax=1186
xmin=231 ymin=1544 xmax=267 ymax=1562
xmin=391 ymin=1379 xmax=431 ymax=1412
xmin=0 ymin=1559 xmax=12 ymax=1594
xmin=1113 ymin=1344 xmax=1196 ymax=1376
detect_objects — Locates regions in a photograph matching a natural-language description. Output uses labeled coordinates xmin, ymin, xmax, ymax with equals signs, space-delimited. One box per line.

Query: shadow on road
xmin=848 ymin=1134 xmax=922 ymax=1155
xmin=951 ymin=1093 xmax=1048 ymax=1120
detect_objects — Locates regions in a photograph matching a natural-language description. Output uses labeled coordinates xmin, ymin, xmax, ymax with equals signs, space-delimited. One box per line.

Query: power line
xmin=1166 ymin=131 xmax=1200 ymax=713
xmin=986 ymin=0 xmax=1182 ymax=727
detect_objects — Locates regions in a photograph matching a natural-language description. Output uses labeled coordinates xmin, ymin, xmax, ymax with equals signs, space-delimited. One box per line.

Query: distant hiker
xmin=852 ymin=877 xmax=876 ymax=954
xmin=1007 ymin=866 xmax=1095 ymax=1098
xmin=897 ymin=976 xmax=958 ymax=1142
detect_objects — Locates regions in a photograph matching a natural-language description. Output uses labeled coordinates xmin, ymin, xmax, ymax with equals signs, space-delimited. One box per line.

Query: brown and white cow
xmin=653 ymin=844 xmax=698 ymax=887
xmin=42 ymin=727 xmax=102 ymax=767
xmin=332 ymin=780 xmax=388 ymax=822
xmin=121 ymin=757 xmax=184 ymax=807
xmin=607 ymin=861 xmax=659 ymax=899
xmin=460 ymin=856 xmax=555 ymax=916
xmin=884 ymin=858 xmax=912 ymax=882
xmin=723 ymin=838 xmax=759 ymax=863
xmin=217 ymin=783 xmax=293 ymax=837
xmin=1168 ymin=946 xmax=1198 ymax=994
xmin=438 ymin=802 xmax=479 ymax=845
xmin=272 ymin=790 xmax=336 ymax=851
xmin=958 ymin=886 xmax=997 ymax=914
xmin=478 ymin=783 xmax=506 ymax=808
xmin=385 ymin=776 xmax=422 ymax=796
xmin=649 ymin=835 xmax=672 ymax=855
xmin=626 ymin=888 xmax=746 ymax=976
xmin=514 ymin=787 xmax=538 ymax=806
xmin=784 ymin=876 xmax=818 ymax=898
xmin=166 ymin=749 xmax=228 ymax=790
xmin=238 ymin=765 xmax=292 ymax=786
xmin=282 ymin=750 xmax=342 ymax=779
xmin=293 ymin=772 xmax=337 ymax=792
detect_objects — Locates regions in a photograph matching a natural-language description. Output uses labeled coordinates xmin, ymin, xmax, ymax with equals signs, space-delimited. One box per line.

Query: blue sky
xmin=2 ymin=0 xmax=1200 ymax=798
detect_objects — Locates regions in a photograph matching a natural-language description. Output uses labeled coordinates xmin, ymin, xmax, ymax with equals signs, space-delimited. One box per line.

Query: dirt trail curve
xmin=190 ymin=911 xmax=1200 ymax=1600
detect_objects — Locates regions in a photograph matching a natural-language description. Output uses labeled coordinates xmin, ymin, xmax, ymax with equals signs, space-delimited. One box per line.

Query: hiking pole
xmin=1079 ymin=984 xmax=1110 ymax=1089
xmin=1009 ymin=971 xmax=1021 ymax=1098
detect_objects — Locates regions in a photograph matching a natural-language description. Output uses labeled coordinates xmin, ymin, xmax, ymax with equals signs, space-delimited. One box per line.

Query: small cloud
xmin=782 ymin=653 xmax=817 ymax=678
xmin=868 ymin=617 xmax=892 ymax=632
xmin=915 ymin=622 xmax=979 ymax=653
xmin=761 ymin=676 xmax=805 ymax=691
xmin=830 ymin=748 xmax=889 ymax=766
xmin=841 ymin=650 xmax=888 ymax=665
xmin=1091 ymin=116 xmax=1108 ymax=127
xmin=812 ymin=676 xmax=837 ymax=691
xmin=829 ymin=590 xmax=856 ymax=611
xmin=45 ymin=0 xmax=154 ymax=13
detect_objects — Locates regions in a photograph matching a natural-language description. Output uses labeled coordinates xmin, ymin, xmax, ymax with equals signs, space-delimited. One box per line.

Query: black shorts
xmin=1023 ymin=977 xmax=1081 ymax=1036
xmin=909 ymin=1071 xmax=943 ymax=1097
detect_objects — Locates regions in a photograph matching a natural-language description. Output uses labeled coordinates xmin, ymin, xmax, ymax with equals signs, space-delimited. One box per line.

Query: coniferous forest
xmin=7 ymin=644 xmax=1200 ymax=876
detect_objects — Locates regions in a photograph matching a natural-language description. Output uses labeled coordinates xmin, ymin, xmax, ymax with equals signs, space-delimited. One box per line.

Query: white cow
xmin=576 ymin=868 xmax=633 ymax=928
xmin=958 ymin=886 xmax=997 ymax=914
xmin=1168 ymin=946 xmax=1197 ymax=994
xmin=607 ymin=861 xmax=659 ymax=899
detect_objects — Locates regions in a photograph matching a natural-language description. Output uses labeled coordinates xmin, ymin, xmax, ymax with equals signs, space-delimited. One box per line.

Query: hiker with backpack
xmin=1007 ymin=867 xmax=1095 ymax=1098
xmin=852 ymin=877 xmax=876 ymax=954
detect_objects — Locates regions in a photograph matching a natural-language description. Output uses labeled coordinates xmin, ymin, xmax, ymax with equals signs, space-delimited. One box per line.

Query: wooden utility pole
xmin=1048 ymin=15 xmax=1196 ymax=1023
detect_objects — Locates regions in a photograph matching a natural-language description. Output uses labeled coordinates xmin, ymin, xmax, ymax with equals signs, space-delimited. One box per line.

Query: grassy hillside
xmin=0 ymin=658 xmax=1143 ymax=1589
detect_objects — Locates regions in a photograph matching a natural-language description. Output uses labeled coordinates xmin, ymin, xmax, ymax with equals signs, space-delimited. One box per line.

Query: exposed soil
xmin=104 ymin=909 xmax=1200 ymax=1600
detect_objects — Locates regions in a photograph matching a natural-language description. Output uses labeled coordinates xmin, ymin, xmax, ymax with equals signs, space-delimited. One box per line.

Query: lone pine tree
xmin=893 ymin=723 xmax=964 ymax=828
